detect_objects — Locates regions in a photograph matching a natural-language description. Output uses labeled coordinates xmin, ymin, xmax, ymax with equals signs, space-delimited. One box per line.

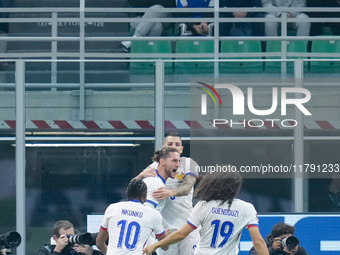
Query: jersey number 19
xmin=210 ymin=220 xmax=234 ymax=248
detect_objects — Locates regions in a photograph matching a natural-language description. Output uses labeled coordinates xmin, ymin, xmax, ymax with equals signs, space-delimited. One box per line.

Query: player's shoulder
xmin=143 ymin=175 xmax=162 ymax=185
xmin=194 ymin=200 xmax=217 ymax=210
xmin=180 ymin=156 xmax=197 ymax=164
xmin=105 ymin=200 xmax=128 ymax=212
xmin=142 ymin=203 xmax=160 ymax=213
xmin=232 ymin=198 xmax=256 ymax=210
xmin=108 ymin=200 xmax=131 ymax=208
xmin=116 ymin=200 xmax=149 ymax=212
xmin=142 ymin=204 xmax=163 ymax=216
xmin=150 ymin=161 xmax=158 ymax=168
xmin=143 ymin=175 xmax=157 ymax=181
xmin=179 ymin=156 xmax=199 ymax=175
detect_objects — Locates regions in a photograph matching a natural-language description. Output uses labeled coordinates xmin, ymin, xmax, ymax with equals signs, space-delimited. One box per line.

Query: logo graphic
xmin=197 ymin=82 xmax=312 ymax=128
xmin=176 ymin=172 xmax=185 ymax=180
xmin=197 ymin=82 xmax=222 ymax=115
xmin=199 ymin=83 xmax=311 ymax=116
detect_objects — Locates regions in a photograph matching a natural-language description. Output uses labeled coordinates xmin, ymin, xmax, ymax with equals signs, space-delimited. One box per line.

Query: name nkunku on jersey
xmin=187 ymin=198 xmax=259 ymax=255
xmin=100 ymin=200 xmax=165 ymax=255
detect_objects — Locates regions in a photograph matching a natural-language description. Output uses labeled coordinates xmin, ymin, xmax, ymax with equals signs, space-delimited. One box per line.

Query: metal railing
xmin=0 ymin=4 xmax=339 ymax=59
xmin=0 ymin=3 xmax=339 ymax=253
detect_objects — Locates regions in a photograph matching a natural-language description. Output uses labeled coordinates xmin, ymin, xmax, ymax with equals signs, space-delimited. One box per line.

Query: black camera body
xmin=66 ymin=232 xmax=94 ymax=246
xmin=0 ymin=231 xmax=22 ymax=249
xmin=281 ymin=236 xmax=299 ymax=251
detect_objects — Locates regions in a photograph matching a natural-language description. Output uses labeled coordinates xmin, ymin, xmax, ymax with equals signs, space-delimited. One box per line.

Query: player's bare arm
xmin=173 ymin=174 xmax=197 ymax=196
xmin=249 ymin=227 xmax=269 ymax=255
xmin=96 ymin=228 xmax=108 ymax=255
xmin=157 ymin=228 xmax=171 ymax=251
xmin=143 ymin=224 xmax=193 ymax=255
xmin=152 ymin=175 xmax=196 ymax=200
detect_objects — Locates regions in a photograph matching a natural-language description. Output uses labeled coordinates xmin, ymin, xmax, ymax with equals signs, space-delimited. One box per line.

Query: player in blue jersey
xmin=96 ymin=179 xmax=170 ymax=255
xmin=143 ymin=171 xmax=269 ymax=255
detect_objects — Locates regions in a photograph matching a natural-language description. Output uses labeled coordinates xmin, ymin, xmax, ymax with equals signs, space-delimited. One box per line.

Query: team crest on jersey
xmin=176 ymin=172 xmax=185 ymax=180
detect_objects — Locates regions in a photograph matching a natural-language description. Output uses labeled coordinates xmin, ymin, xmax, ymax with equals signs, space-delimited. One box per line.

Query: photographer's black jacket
xmin=249 ymin=234 xmax=308 ymax=255
xmin=36 ymin=243 xmax=103 ymax=255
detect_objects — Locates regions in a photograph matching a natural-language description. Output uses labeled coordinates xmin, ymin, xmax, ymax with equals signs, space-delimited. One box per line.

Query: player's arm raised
xmin=152 ymin=174 xmax=196 ymax=200
xmin=173 ymin=158 xmax=199 ymax=196
xmin=173 ymin=174 xmax=197 ymax=196
xmin=153 ymin=157 xmax=199 ymax=200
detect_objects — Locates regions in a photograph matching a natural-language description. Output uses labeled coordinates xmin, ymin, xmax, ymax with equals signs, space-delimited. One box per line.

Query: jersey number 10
xmin=117 ymin=220 xmax=141 ymax=250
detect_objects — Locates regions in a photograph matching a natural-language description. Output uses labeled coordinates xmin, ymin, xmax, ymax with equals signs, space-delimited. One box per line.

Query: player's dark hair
xmin=152 ymin=147 xmax=178 ymax=162
xmin=165 ymin=132 xmax=182 ymax=142
xmin=53 ymin=220 xmax=74 ymax=237
xmin=194 ymin=170 xmax=243 ymax=208
xmin=271 ymin=223 xmax=295 ymax=238
xmin=127 ymin=179 xmax=147 ymax=201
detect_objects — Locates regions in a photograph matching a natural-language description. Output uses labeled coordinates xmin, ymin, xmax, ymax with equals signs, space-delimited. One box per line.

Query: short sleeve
xmin=187 ymin=201 xmax=206 ymax=229
xmin=101 ymin=205 xmax=112 ymax=230
xmin=143 ymin=177 xmax=159 ymax=208
xmin=245 ymin=204 xmax=259 ymax=228
xmin=188 ymin=158 xmax=199 ymax=177
xmin=153 ymin=210 xmax=166 ymax=238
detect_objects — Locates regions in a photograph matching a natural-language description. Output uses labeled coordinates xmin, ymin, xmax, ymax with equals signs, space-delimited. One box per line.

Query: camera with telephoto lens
xmin=66 ymin=232 xmax=93 ymax=246
xmin=281 ymin=236 xmax=299 ymax=251
xmin=0 ymin=231 xmax=22 ymax=249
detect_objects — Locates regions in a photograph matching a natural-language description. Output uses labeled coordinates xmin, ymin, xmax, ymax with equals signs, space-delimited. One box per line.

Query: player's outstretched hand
xmin=142 ymin=243 xmax=157 ymax=255
xmin=152 ymin=187 xmax=175 ymax=200
xmin=164 ymin=229 xmax=171 ymax=237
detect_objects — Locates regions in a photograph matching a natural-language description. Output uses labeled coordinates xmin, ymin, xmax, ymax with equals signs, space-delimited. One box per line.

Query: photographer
xmin=36 ymin=220 xmax=102 ymax=255
xmin=249 ymin=222 xmax=308 ymax=255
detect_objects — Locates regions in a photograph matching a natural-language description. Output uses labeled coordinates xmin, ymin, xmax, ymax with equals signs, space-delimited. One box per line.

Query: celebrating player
xmin=142 ymin=147 xmax=180 ymax=211
xmin=137 ymin=132 xmax=200 ymax=255
xmin=142 ymin=170 xmax=269 ymax=255
xmin=96 ymin=179 xmax=170 ymax=255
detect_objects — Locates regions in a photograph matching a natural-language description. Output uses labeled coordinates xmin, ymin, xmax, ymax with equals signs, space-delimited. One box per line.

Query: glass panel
xmin=24 ymin=60 xmax=155 ymax=137
xmin=0 ymin=143 xmax=16 ymax=232
xmin=306 ymin=141 xmax=340 ymax=212
xmin=189 ymin=140 xmax=293 ymax=212
xmin=304 ymin=71 xmax=340 ymax=137
xmin=23 ymin=59 xmax=157 ymax=254
xmin=25 ymin=141 xmax=154 ymax=255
